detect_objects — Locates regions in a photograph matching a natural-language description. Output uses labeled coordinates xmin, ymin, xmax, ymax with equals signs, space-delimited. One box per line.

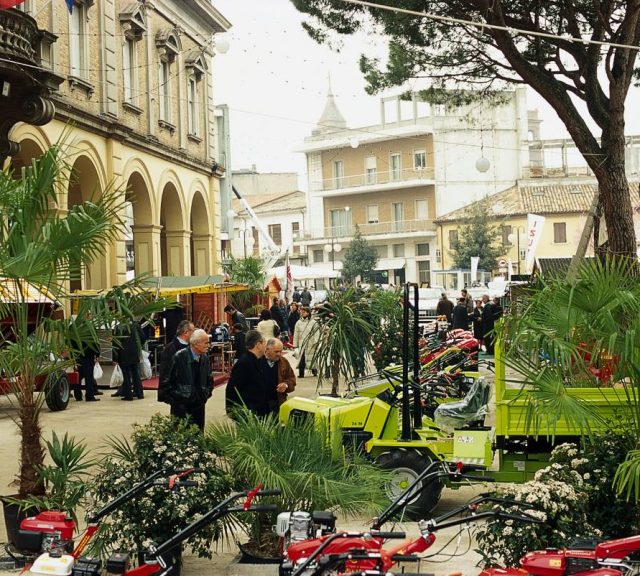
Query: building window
xmin=372 ymin=245 xmax=388 ymax=258
xmin=414 ymin=150 xmax=426 ymax=170
xmin=330 ymin=208 xmax=351 ymax=237
xmin=416 ymin=243 xmax=430 ymax=256
xmin=418 ymin=260 xmax=431 ymax=286
xmin=123 ymin=38 xmax=137 ymax=105
xmin=252 ymin=228 xmax=259 ymax=254
xmin=502 ymin=224 xmax=513 ymax=246
xmin=390 ymin=153 xmax=401 ymax=181
xmin=365 ymin=156 xmax=377 ymax=185
xmin=392 ymin=244 xmax=405 ymax=257
xmin=120 ymin=3 xmax=145 ymax=107
xmin=268 ymin=224 xmax=282 ymax=246
xmin=156 ymin=29 xmax=181 ymax=128
xmin=185 ymin=53 xmax=206 ymax=138
xmin=187 ymin=77 xmax=198 ymax=135
xmin=69 ymin=2 xmax=90 ymax=80
xmin=554 ymin=222 xmax=567 ymax=243
xmin=159 ymin=61 xmax=171 ymax=122
xmin=313 ymin=249 xmax=324 ymax=263
xmin=415 ymin=199 xmax=428 ymax=220
xmin=392 ymin=202 xmax=404 ymax=232
xmin=366 ymin=205 xmax=379 ymax=224
xmin=291 ymin=221 xmax=300 ymax=240
xmin=333 ymin=160 xmax=344 ymax=189
xmin=449 ymin=229 xmax=459 ymax=249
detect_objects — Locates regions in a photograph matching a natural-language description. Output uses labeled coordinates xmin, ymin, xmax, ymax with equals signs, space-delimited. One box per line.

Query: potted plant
xmin=0 ymin=142 xmax=171 ymax=535
xmin=87 ymin=415 xmax=233 ymax=576
xmin=207 ymin=407 xmax=390 ymax=561
xmin=307 ymin=287 xmax=380 ymax=395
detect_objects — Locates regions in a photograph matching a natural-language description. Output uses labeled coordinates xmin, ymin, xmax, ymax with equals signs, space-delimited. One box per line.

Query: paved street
xmin=0 ymin=358 xmax=487 ymax=575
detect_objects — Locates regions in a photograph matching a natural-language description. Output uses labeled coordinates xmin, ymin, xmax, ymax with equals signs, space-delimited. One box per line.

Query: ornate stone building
xmin=0 ymin=0 xmax=230 ymax=289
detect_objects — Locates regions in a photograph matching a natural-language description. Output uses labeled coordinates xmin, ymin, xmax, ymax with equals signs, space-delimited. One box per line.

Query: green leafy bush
xmin=87 ymin=415 xmax=232 ymax=560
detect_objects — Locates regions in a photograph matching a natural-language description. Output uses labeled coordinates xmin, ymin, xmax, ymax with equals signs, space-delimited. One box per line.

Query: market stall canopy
xmin=74 ymin=276 xmax=249 ymax=298
xmin=267 ymin=265 xmax=339 ymax=281
xmin=0 ymin=278 xmax=56 ymax=303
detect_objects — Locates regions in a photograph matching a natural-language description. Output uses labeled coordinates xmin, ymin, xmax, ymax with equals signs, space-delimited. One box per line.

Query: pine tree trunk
xmin=331 ymin=356 xmax=340 ymax=396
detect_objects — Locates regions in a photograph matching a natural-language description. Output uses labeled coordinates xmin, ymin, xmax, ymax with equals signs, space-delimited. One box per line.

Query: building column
xmin=132 ymin=224 xmax=162 ymax=276
xmin=165 ymin=230 xmax=192 ymax=276
xmin=192 ymin=233 xmax=214 ymax=276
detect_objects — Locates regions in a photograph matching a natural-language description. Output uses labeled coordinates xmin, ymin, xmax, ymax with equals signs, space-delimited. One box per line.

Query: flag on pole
xmin=524 ymin=213 xmax=546 ymax=272
xmin=65 ymin=0 xmax=73 ymax=13
xmin=0 ymin=0 xmax=26 ymax=9
xmin=285 ymin=251 xmax=293 ymax=303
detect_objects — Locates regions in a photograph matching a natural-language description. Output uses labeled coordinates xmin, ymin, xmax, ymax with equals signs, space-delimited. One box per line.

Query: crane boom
xmin=232 ymin=185 xmax=284 ymax=268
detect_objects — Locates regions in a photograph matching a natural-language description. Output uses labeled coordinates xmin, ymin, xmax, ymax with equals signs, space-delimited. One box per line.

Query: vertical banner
xmin=470 ymin=256 xmax=479 ymax=283
xmin=507 ymin=259 xmax=514 ymax=280
xmin=525 ymin=213 xmax=546 ymax=272
xmin=285 ymin=251 xmax=293 ymax=303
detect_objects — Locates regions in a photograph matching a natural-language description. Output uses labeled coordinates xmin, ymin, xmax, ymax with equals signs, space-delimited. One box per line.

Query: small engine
xmin=275 ymin=510 xmax=336 ymax=553
xmin=17 ymin=511 xmax=75 ymax=555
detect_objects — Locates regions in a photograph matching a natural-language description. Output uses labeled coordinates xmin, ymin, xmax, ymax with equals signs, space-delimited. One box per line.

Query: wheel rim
xmin=59 ymin=376 xmax=70 ymax=403
xmin=385 ymin=466 xmax=422 ymax=503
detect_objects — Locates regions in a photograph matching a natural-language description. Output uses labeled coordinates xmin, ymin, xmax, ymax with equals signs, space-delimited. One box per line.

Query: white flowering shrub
xmin=86 ymin=415 xmax=232 ymax=563
xmin=476 ymin=430 xmax=638 ymax=567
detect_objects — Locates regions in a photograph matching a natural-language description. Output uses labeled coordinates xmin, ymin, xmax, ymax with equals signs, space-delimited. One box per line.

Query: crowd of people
xmin=436 ymin=289 xmax=503 ymax=354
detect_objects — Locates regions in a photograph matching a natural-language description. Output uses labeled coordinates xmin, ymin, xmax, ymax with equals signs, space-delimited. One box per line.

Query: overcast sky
xmin=213 ymin=0 xmax=640 ymax=180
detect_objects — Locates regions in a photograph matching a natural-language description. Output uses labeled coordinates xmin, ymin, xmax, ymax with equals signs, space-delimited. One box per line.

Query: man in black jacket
xmin=112 ymin=319 xmax=146 ymax=401
xmin=225 ymin=330 xmax=268 ymax=418
xmin=224 ymin=304 xmax=249 ymax=332
xmin=157 ymin=320 xmax=194 ymax=405
xmin=161 ymin=328 xmax=213 ymax=431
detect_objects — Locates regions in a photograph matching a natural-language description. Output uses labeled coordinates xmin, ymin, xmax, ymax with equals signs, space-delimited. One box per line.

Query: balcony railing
xmin=295 ymin=219 xmax=436 ymax=241
xmin=312 ymin=167 xmax=435 ymax=192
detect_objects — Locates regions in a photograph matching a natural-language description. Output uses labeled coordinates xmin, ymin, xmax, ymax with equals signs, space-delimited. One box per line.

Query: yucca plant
xmin=222 ymin=255 xmax=267 ymax=316
xmin=496 ymin=256 xmax=640 ymax=499
xmin=4 ymin=432 xmax=93 ymax=523
xmin=206 ymin=408 xmax=390 ymax=557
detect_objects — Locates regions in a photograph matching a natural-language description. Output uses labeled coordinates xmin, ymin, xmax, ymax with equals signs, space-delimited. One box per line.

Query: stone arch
xmin=189 ymin=185 xmax=212 ymax=275
xmin=10 ymin=137 xmax=47 ymax=174
xmin=158 ymin=176 xmax=187 ymax=276
xmin=123 ymin=166 xmax=155 ymax=278
xmin=67 ymin=153 xmax=109 ymax=290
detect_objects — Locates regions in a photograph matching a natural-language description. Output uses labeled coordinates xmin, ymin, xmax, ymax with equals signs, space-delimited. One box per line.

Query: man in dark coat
xmin=225 ymin=329 xmax=268 ymax=418
xmin=270 ymin=297 xmax=288 ymax=334
xmin=76 ymin=339 xmax=101 ymax=402
xmin=112 ymin=319 xmax=147 ymax=401
xmin=161 ymin=328 xmax=213 ymax=431
xmin=157 ymin=320 xmax=194 ymax=405
xmin=481 ymin=294 xmax=497 ymax=355
xmin=452 ymin=298 xmax=470 ymax=331
xmin=224 ymin=304 xmax=249 ymax=332
xmin=436 ymin=293 xmax=455 ymax=325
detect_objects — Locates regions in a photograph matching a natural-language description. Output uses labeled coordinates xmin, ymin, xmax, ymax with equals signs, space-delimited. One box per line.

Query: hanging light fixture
xmin=476 ymin=127 xmax=490 ymax=173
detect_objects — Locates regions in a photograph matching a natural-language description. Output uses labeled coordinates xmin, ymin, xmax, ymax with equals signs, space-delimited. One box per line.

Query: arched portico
xmin=159 ymin=181 xmax=188 ymax=276
xmin=125 ymin=170 xmax=157 ymax=277
xmin=190 ymin=189 xmax=213 ymax=275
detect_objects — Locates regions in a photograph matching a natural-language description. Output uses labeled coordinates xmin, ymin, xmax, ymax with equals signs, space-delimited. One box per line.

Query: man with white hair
xmin=161 ymin=328 xmax=213 ymax=431
xmin=259 ymin=338 xmax=296 ymax=415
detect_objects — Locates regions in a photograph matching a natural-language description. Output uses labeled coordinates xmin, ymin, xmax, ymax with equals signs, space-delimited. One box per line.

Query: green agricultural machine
xmin=279 ymin=283 xmax=630 ymax=518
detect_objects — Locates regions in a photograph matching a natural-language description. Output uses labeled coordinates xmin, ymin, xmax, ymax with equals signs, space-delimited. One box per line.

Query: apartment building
xmin=0 ymin=0 xmax=230 ymax=289
xmin=295 ymin=87 xmax=531 ymax=286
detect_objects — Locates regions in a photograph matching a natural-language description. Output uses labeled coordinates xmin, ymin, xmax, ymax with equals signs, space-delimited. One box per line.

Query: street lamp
xmin=507 ymin=225 xmax=526 ymax=275
xmin=324 ymin=239 xmax=342 ymax=270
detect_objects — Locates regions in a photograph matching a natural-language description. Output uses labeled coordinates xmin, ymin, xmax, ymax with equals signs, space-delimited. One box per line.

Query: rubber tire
xmin=45 ymin=371 xmax=70 ymax=412
xmin=375 ymin=449 xmax=443 ymax=520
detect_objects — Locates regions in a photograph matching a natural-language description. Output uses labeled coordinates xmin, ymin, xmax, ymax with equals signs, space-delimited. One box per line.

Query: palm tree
xmin=0 ymin=143 xmax=167 ymax=497
xmin=497 ymin=257 xmax=640 ymax=499
xmin=222 ymin=255 xmax=266 ymax=316
xmin=308 ymin=288 xmax=379 ymax=395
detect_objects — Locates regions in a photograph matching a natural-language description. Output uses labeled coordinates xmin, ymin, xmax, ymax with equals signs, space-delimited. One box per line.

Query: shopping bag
xmin=139 ymin=350 xmax=152 ymax=380
xmin=93 ymin=362 xmax=104 ymax=380
xmin=110 ymin=364 xmax=124 ymax=388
